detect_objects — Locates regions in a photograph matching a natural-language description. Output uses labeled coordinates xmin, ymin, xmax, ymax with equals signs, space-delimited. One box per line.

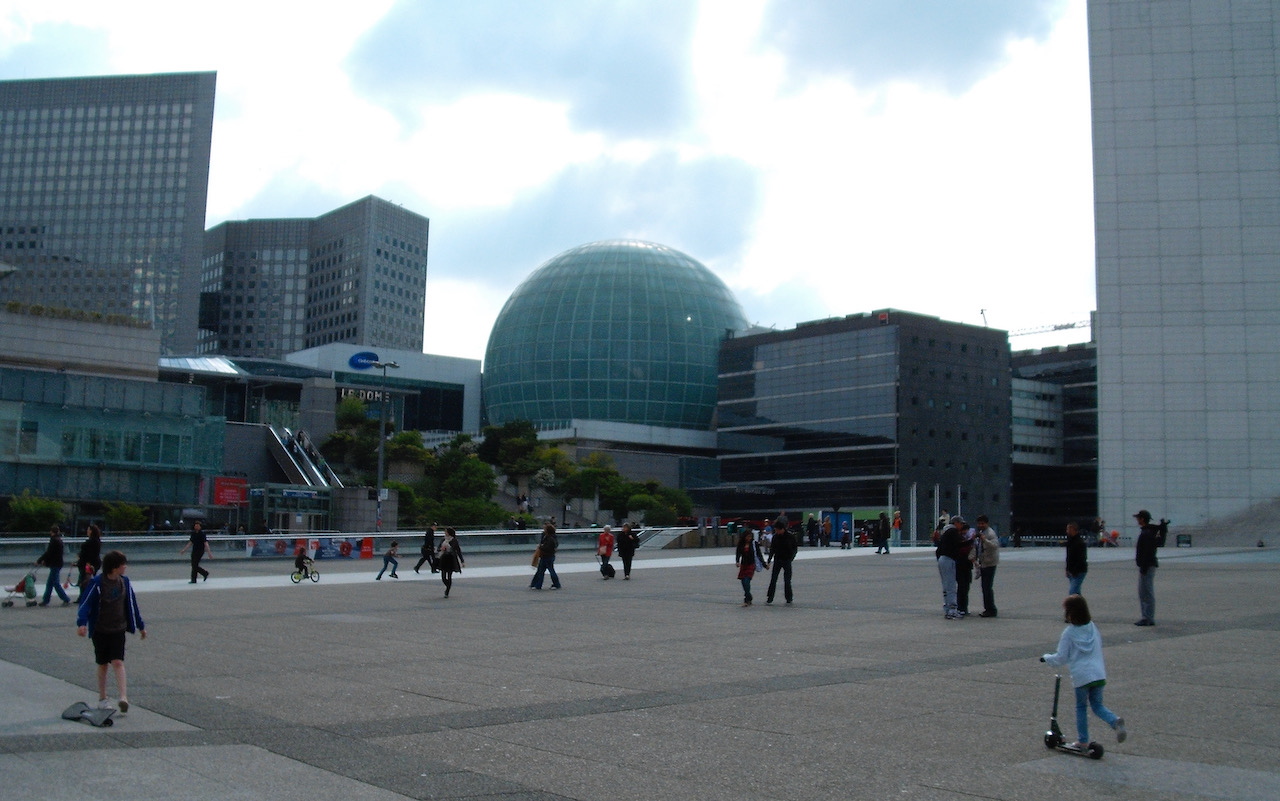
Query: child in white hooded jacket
xmin=1041 ymin=594 xmax=1127 ymax=748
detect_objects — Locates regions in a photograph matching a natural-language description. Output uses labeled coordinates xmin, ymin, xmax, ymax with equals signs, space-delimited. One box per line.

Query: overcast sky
xmin=1 ymin=0 xmax=1096 ymax=361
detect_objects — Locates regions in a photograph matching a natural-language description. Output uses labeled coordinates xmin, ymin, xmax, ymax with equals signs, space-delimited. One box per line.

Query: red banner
xmin=214 ymin=476 xmax=249 ymax=506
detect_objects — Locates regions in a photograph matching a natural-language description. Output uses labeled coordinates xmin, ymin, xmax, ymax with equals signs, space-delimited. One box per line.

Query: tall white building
xmin=1089 ymin=0 xmax=1280 ymax=528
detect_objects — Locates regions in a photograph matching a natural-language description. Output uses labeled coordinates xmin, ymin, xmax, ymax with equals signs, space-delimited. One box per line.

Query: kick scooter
xmin=1044 ymin=673 xmax=1104 ymax=759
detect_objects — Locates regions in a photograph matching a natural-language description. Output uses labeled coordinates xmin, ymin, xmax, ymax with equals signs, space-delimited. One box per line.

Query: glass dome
xmin=483 ymin=240 xmax=747 ymax=430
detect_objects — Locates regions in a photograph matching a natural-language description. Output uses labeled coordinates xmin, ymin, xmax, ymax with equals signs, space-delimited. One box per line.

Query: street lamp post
xmin=372 ymin=360 xmax=399 ymax=531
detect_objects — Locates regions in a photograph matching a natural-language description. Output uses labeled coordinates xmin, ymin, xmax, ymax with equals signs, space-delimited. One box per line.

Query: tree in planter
xmin=6 ymin=490 xmax=65 ymax=533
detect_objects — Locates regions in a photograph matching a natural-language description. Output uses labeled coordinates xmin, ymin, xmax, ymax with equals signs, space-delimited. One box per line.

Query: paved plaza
xmin=1 ymin=542 xmax=1277 ymax=800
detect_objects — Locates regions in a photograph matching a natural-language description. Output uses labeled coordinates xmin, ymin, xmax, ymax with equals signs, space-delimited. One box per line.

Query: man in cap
xmin=935 ymin=515 xmax=965 ymax=620
xmin=1133 ymin=510 xmax=1160 ymax=626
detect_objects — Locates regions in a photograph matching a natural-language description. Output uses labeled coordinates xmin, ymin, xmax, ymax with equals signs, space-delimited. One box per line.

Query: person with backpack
xmin=1133 ymin=509 xmax=1164 ymax=626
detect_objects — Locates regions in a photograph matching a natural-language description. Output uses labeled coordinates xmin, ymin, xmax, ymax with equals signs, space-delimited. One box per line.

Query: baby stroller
xmin=3 ymin=567 xmax=40 ymax=607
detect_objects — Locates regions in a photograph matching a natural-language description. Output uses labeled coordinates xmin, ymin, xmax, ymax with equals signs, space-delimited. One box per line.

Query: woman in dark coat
xmin=617 ymin=522 xmax=640 ymax=579
xmin=437 ymin=527 xmax=464 ymax=598
xmin=76 ymin=523 xmax=103 ymax=601
xmin=36 ymin=525 xmax=70 ymax=606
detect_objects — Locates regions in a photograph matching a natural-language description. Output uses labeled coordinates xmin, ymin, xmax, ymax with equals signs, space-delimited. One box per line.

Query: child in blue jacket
xmin=76 ymin=550 xmax=146 ymax=713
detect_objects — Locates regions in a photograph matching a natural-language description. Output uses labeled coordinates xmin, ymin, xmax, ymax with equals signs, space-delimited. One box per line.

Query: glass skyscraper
xmin=1090 ymin=1 xmax=1280 ymax=527
xmin=200 ymin=196 xmax=429 ymax=359
xmin=0 ymin=71 xmax=216 ymax=355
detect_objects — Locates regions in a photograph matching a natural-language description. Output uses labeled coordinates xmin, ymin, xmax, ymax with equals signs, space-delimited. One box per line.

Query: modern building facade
xmin=0 ymin=72 xmax=217 ymax=354
xmin=713 ymin=310 xmax=1012 ymax=540
xmin=199 ymin=196 xmax=429 ymax=359
xmin=483 ymin=240 xmax=748 ymax=431
xmin=1010 ymin=343 xmax=1099 ymax=533
xmin=1089 ymin=0 xmax=1280 ymax=528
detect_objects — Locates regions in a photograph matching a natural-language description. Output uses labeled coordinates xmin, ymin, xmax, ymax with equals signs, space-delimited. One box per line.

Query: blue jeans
xmin=1068 ymin=573 xmax=1085 ymax=596
xmin=1075 ymin=683 xmax=1118 ymax=743
xmin=936 ymin=556 xmax=957 ymax=614
xmin=739 ymin=576 xmax=753 ymax=603
xmin=42 ymin=566 xmax=70 ymax=604
xmin=1138 ymin=566 xmax=1156 ymax=621
xmin=531 ymin=554 xmax=560 ymax=589
xmin=376 ymin=555 xmax=398 ymax=579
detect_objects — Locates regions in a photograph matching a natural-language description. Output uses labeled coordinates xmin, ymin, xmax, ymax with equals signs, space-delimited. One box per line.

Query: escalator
xmin=267 ymin=426 xmax=344 ymax=488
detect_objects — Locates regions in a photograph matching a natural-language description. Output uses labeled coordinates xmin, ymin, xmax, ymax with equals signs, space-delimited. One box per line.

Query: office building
xmin=1010 ymin=343 xmax=1099 ymax=533
xmin=199 ymin=196 xmax=429 ymax=359
xmin=713 ymin=310 xmax=1011 ymax=540
xmin=0 ymin=72 xmax=217 ymax=354
xmin=1089 ymin=0 xmax=1280 ymax=527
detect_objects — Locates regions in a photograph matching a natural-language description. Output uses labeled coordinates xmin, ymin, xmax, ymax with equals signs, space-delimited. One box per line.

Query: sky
xmin=0 ymin=0 xmax=1097 ymax=362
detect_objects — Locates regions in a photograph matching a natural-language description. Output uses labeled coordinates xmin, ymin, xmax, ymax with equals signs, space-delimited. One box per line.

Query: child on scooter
xmin=1041 ymin=594 xmax=1127 ymax=748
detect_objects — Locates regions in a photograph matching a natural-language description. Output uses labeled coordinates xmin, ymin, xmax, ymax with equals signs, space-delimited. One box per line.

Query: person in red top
xmin=597 ymin=525 xmax=616 ymax=579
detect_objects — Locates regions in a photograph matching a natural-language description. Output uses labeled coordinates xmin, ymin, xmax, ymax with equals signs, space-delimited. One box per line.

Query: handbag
xmin=597 ymin=545 xmax=609 ymax=556
xmin=531 ymin=546 xmax=542 ymax=567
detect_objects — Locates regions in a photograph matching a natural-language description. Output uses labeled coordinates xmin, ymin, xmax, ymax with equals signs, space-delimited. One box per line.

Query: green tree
xmin=103 ymin=501 xmax=147 ymax=533
xmin=6 ymin=490 xmax=65 ymax=533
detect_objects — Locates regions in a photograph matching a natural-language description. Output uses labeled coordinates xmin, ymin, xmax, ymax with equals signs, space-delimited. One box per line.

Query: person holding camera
xmin=1133 ymin=510 xmax=1163 ymax=626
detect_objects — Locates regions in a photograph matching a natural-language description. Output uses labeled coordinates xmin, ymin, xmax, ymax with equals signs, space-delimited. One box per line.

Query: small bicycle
xmin=290 ymin=560 xmax=320 ymax=583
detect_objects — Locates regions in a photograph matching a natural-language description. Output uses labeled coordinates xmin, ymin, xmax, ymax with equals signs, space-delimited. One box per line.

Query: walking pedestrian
xmin=530 ymin=523 xmax=561 ymax=590
xmin=178 ymin=521 xmax=210 ymax=583
xmin=1065 ymin=522 xmax=1088 ymax=595
xmin=876 ymin=511 xmax=892 ymax=554
xmin=734 ymin=528 xmax=762 ymax=606
xmin=766 ymin=516 xmax=797 ymax=604
xmin=375 ymin=540 xmax=399 ymax=580
xmin=437 ymin=528 xmax=464 ymax=597
xmin=76 ymin=550 xmax=146 ymax=714
xmin=1040 ymin=594 xmax=1126 ymax=749
xmin=75 ymin=523 xmax=103 ymax=602
xmin=617 ymin=522 xmax=639 ymax=579
xmin=597 ymin=525 xmax=616 ymax=579
xmin=37 ymin=524 xmax=70 ymax=606
xmin=414 ymin=524 xmax=439 ymax=574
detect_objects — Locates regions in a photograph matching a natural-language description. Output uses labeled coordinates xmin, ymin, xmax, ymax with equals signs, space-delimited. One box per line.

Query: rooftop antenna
xmin=980 ymin=309 xmax=988 ymax=327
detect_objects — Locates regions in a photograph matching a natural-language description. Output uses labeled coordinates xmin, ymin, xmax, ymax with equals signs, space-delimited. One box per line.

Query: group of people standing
xmin=934 ymin=514 xmax=1001 ymax=619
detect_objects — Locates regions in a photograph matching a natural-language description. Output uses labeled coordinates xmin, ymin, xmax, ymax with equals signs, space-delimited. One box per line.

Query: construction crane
xmin=1009 ymin=319 xmax=1092 ymax=338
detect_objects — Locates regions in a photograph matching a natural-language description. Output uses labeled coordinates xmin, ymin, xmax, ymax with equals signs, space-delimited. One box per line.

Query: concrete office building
xmin=199 ymin=196 xmax=429 ymax=359
xmin=0 ymin=72 xmax=216 ymax=354
xmin=1089 ymin=1 xmax=1280 ymax=528
xmin=713 ymin=310 xmax=1012 ymax=540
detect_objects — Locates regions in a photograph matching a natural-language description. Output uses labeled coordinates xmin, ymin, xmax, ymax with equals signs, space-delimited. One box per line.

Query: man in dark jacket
xmin=935 ymin=517 xmax=963 ymax=620
xmin=875 ymin=511 xmax=891 ymax=554
xmin=1065 ymin=521 xmax=1088 ymax=595
xmin=1134 ymin=510 xmax=1161 ymax=626
xmin=766 ymin=517 xmax=798 ymax=604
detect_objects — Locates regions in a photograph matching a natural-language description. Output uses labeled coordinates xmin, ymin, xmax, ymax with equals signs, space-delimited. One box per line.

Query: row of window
xmin=1 ymin=103 xmax=196 ymax=122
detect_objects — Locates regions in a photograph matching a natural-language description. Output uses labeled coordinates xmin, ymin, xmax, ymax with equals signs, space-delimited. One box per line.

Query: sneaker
xmin=413 ymin=567 xmax=420 ymax=574
xmin=61 ymin=600 xmax=71 ymax=606
xmin=1114 ymin=717 xmax=1126 ymax=742
xmin=979 ymin=611 xmax=997 ymax=618
xmin=375 ymin=576 xmax=382 ymax=580
xmin=97 ymin=698 xmax=115 ymax=710
xmin=945 ymin=612 xmax=961 ymax=620
xmin=188 ymin=580 xmax=197 ymax=584
xmin=390 ymin=574 xmax=398 ymax=579
xmin=1134 ymin=619 xmax=1154 ymax=626
xmin=118 ymin=699 xmax=129 ymax=714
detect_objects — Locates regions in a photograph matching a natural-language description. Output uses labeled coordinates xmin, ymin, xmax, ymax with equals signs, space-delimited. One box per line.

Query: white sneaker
xmin=96 ymin=698 xmax=116 ymax=710
xmin=1114 ymin=717 xmax=1126 ymax=742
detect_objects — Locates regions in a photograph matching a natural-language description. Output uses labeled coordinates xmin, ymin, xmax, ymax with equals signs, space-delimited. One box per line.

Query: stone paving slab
xmin=1 ymin=545 xmax=1277 ymax=800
